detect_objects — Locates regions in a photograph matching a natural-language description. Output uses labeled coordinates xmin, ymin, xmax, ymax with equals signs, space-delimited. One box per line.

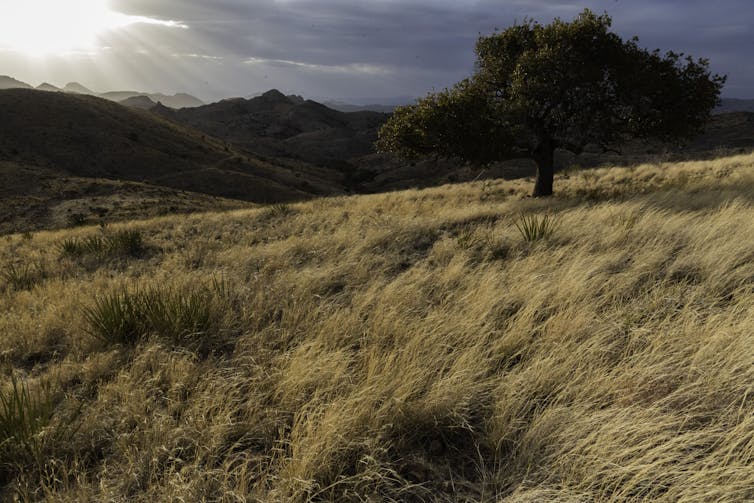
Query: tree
xmin=377 ymin=10 xmax=726 ymax=197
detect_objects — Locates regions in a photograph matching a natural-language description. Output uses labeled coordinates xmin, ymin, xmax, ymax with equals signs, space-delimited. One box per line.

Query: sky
xmin=0 ymin=0 xmax=751 ymax=104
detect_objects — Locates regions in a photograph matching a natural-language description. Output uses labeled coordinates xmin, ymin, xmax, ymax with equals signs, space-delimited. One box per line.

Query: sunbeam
xmin=0 ymin=0 xmax=186 ymax=56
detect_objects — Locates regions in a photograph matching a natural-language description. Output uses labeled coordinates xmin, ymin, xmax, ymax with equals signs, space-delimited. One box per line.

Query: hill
xmin=118 ymin=95 xmax=157 ymax=110
xmin=1 ymin=152 xmax=753 ymax=500
xmin=0 ymin=88 xmax=346 ymax=225
xmin=100 ymin=91 xmax=204 ymax=109
xmin=36 ymin=82 xmax=61 ymax=92
xmin=155 ymin=89 xmax=389 ymax=165
xmin=0 ymin=75 xmax=31 ymax=90
xmin=62 ymin=82 xmax=94 ymax=94
xmin=0 ymin=75 xmax=203 ymax=108
xmin=0 ymin=161 xmax=250 ymax=234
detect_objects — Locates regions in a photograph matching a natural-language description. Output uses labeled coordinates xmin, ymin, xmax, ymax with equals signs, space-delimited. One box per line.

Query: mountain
xmin=0 ymin=75 xmax=32 ymax=90
xmin=715 ymin=98 xmax=754 ymax=114
xmin=154 ymin=89 xmax=389 ymax=165
xmin=36 ymin=82 xmax=61 ymax=92
xmin=119 ymin=95 xmax=157 ymax=109
xmin=0 ymin=89 xmax=344 ymax=208
xmin=101 ymin=91 xmax=204 ymax=109
xmin=150 ymin=92 xmax=204 ymax=108
xmin=63 ymin=81 xmax=95 ymax=94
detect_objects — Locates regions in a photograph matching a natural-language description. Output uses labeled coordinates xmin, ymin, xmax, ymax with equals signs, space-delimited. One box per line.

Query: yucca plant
xmin=1 ymin=263 xmax=40 ymax=292
xmin=108 ymin=230 xmax=144 ymax=257
xmin=82 ymin=290 xmax=145 ymax=345
xmin=58 ymin=230 xmax=144 ymax=259
xmin=83 ymin=285 xmax=218 ymax=348
xmin=0 ymin=375 xmax=55 ymax=472
xmin=142 ymin=287 xmax=215 ymax=345
xmin=514 ymin=213 xmax=560 ymax=243
xmin=58 ymin=238 xmax=85 ymax=257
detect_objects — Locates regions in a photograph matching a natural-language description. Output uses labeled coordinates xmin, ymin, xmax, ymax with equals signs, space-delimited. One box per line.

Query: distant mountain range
xmin=0 ymin=75 xmax=204 ymax=109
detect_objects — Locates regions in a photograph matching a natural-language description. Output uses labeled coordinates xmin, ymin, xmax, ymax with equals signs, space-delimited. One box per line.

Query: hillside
xmin=1 ymin=152 xmax=753 ymax=501
xmin=0 ymin=161 xmax=250 ymax=234
xmin=0 ymin=89 xmax=347 ymax=220
xmin=155 ymin=89 xmax=389 ymax=165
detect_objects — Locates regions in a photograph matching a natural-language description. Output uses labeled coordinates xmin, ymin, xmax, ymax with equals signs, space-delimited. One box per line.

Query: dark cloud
xmin=3 ymin=1 xmax=752 ymax=101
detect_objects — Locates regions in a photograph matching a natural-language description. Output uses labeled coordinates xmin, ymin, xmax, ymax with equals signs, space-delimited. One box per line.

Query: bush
xmin=82 ymin=285 xmax=219 ymax=349
xmin=514 ymin=213 xmax=560 ymax=243
xmin=58 ymin=230 xmax=144 ymax=259
xmin=0 ymin=375 xmax=55 ymax=478
xmin=1 ymin=263 xmax=43 ymax=292
xmin=81 ymin=290 xmax=144 ymax=345
xmin=108 ymin=230 xmax=143 ymax=256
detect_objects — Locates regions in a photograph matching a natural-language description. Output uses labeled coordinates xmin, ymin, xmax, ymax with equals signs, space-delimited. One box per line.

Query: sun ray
xmin=0 ymin=0 xmax=186 ymax=56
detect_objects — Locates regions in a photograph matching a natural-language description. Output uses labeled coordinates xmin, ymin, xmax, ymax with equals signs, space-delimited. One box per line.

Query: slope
xmin=0 ymin=89 xmax=345 ymax=206
xmin=1 ymin=152 xmax=753 ymax=501
xmin=0 ymin=161 xmax=249 ymax=234
xmin=155 ymin=89 xmax=388 ymax=165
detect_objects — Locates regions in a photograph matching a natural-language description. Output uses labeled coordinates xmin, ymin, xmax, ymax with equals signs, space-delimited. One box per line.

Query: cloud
xmin=244 ymin=57 xmax=392 ymax=76
xmin=3 ymin=0 xmax=752 ymax=100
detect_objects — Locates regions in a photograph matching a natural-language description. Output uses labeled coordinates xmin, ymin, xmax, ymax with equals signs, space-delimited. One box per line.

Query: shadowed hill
xmin=155 ymin=89 xmax=389 ymax=165
xmin=0 ymin=89 xmax=346 ymax=205
xmin=0 ymin=161 xmax=250 ymax=234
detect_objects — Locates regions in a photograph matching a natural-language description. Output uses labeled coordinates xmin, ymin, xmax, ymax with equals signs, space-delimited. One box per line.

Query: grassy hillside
xmin=1 ymin=153 xmax=754 ymax=501
xmin=0 ymin=161 xmax=250 ymax=235
xmin=0 ymin=89 xmax=343 ymax=205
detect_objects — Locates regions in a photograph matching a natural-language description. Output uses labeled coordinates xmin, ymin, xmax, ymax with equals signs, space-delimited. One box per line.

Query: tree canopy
xmin=377 ymin=10 xmax=726 ymax=196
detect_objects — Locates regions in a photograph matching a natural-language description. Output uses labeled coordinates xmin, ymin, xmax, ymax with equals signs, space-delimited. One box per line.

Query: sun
xmin=0 ymin=0 xmax=185 ymax=56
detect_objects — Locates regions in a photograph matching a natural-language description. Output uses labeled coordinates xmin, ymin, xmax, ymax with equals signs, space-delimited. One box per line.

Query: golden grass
xmin=1 ymin=152 xmax=754 ymax=501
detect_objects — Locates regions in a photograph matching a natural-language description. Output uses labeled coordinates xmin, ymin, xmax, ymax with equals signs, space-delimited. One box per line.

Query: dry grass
xmin=1 ymin=152 xmax=754 ymax=501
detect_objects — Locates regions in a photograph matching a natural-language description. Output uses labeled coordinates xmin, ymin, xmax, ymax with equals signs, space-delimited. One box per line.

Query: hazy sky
xmin=0 ymin=0 xmax=751 ymax=103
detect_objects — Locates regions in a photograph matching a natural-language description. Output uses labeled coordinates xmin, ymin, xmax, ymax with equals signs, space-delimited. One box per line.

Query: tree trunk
xmin=532 ymin=146 xmax=555 ymax=197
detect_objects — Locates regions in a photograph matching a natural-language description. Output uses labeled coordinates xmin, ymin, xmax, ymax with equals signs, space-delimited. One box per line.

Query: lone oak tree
xmin=377 ymin=10 xmax=726 ymax=197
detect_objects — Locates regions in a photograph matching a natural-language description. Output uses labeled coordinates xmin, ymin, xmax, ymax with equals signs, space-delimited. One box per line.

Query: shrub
xmin=82 ymin=285 xmax=219 ymax=348
xmin=514 ymin=213 xmax=560 ymax=243
xmin=1 ymin=263 xmax=43 ymax=292
xmin=82 ymin=290 xmax=144 ymax=345
xmin=108 ymin=230 xmax=143 ymax=256
xmin=0 ymin=375 xmax=55 ymax=477
xmin=58 ymin=230 xmax=144 ymax=259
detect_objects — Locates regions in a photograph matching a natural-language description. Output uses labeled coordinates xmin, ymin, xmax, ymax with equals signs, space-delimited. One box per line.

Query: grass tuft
xmin=82 ymin=285 xmax=220 ymax=349
xmin=514 ymin=213 xmax=560 ymax=242
xmin=0 ymin=375 xmax=55 ymax=475
xmin=1 ymin=263 xmax=44 ymax=292
xmin=58 ymin=229 xmax=144 ymax=259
